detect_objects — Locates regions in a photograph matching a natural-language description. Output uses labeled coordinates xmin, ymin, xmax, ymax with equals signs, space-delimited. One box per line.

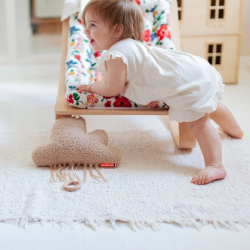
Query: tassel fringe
xmin=4 ymin=217 xmax=250 ymax=233
xmin=49 ymin=163 xmax=107 ymax=184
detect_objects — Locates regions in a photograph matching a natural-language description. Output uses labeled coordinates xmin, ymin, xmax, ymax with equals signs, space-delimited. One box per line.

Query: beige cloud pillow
xmin=32 ymin=117 xmax=121 ymax=181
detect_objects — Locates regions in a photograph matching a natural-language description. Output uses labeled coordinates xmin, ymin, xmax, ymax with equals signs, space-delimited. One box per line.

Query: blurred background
xmin=0 ymin=0 xmax=64 ymax=62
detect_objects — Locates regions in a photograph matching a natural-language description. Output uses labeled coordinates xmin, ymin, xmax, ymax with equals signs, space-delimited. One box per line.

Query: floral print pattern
xmin=138 ymin=0 xmax=175 ymax=48
xmin=157 ymin=24 xmax=171 ymax=40
xmin=65 ymin=0 xmax=173 ymax=109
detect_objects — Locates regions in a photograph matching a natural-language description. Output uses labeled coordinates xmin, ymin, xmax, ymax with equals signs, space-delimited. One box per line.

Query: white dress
xmin=96 ymin=38 xmax=225 ymax=122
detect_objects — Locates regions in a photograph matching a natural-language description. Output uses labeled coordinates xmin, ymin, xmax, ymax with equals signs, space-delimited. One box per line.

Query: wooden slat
xmin=56 ymin=108 xmax=169 ymax=116
xmin=55 ymin=18 xmax=69 ymax=115
xmin=169 ymin=120 xmax=196 ymax=149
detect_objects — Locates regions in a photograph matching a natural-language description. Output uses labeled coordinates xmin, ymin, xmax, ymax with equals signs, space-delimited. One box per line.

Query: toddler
xmin=76 ymin=0 xmax=244 ymax=185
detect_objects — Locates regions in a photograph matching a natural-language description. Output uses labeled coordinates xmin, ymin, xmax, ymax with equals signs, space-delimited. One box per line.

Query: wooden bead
xmin=63 ymin=180 xmax=82 ymax=192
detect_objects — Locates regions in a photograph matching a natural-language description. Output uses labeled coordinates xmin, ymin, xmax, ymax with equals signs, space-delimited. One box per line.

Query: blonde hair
xmin=82 ymin=0 xmax=144 ymax=41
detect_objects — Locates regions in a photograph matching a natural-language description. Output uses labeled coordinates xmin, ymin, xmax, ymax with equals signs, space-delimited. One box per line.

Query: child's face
xmin=84 ymin=10 xmax=120 ymax=51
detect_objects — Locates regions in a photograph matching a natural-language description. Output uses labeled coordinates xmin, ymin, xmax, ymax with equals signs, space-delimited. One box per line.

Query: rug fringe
xmin=49 ymin=163 xmax=107 ymax=184
xmin=1 ymin=217 xmax=250 ymax=233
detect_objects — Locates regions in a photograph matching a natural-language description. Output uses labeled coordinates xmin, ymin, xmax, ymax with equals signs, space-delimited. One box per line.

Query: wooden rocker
xmin=55 ymin=0 xmax=196 ymax=149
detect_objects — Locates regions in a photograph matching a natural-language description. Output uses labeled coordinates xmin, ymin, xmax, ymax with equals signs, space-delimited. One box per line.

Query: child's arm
xmin=76 ymin=58 xmax=127 ymax=97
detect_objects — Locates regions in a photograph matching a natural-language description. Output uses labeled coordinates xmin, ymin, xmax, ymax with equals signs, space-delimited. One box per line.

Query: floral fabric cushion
xmin=65 ymin=0 xmax=174 ymax=109
xmin=138 ymin=0 xmax=175 ymax=49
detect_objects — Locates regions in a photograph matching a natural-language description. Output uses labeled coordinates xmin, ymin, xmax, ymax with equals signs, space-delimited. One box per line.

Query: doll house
xmin=177 ymin=0 xmax=244 ymax=84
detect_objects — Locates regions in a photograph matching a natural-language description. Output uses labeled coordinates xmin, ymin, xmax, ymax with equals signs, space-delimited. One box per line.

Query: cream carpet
xmin=0 ymin=129 xmax=250 ymax=232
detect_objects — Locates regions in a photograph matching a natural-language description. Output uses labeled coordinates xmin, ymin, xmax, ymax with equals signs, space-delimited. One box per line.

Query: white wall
xmin=241 ymin=0 xmax=250 ymax=56
xmin=0 ymin=0 xmax=30 ymax=30
xmin=35 ymin=0 xmax=64 ymax=18
xmin=0 ymin=0 xmax=6 ymax=29
xmin=15 ymin=0 xmax=30 ymax=29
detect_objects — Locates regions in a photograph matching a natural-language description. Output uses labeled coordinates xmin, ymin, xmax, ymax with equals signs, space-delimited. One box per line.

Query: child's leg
xmin=209 ymin=102 xmax=244 ymax=139
xmin=186 ymin=113 xmax=227 ymax=185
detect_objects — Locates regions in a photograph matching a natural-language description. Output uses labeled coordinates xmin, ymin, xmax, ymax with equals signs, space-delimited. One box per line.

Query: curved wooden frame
xmin=54 ymin=0 xmax=196 ymax=149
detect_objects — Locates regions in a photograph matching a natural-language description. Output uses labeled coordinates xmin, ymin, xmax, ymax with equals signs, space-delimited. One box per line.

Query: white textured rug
xmin=0 ymin=129 xmax=250 ymax=232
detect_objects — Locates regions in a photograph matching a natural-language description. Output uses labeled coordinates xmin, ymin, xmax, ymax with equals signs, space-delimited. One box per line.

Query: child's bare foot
xmin=191 ymin=164 xmax=227 ymax=185
xmin=218 ymin=126 xmax=244 ymax=139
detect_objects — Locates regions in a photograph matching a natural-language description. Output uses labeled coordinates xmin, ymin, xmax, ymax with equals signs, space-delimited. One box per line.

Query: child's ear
xmin=113 ymin=24 xmax=123 ymax=38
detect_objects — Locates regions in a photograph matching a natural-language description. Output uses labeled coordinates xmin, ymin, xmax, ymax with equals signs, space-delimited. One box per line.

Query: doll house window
xmin=177 ymin=0 xmax=182 ymax=21
xmin=209 ymin=0 xmax=225 ymax=20
xmin=207 ymin=44 xmax=222 ymax=65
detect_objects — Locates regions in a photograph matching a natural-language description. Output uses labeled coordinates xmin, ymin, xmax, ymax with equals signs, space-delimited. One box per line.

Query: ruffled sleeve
xmin=96 ymin=51 xmax=128 ymax=80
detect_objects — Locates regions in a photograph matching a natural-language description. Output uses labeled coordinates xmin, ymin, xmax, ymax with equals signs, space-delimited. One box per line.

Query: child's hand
xmin=76 ymin=84 xmax=92 ymax=94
